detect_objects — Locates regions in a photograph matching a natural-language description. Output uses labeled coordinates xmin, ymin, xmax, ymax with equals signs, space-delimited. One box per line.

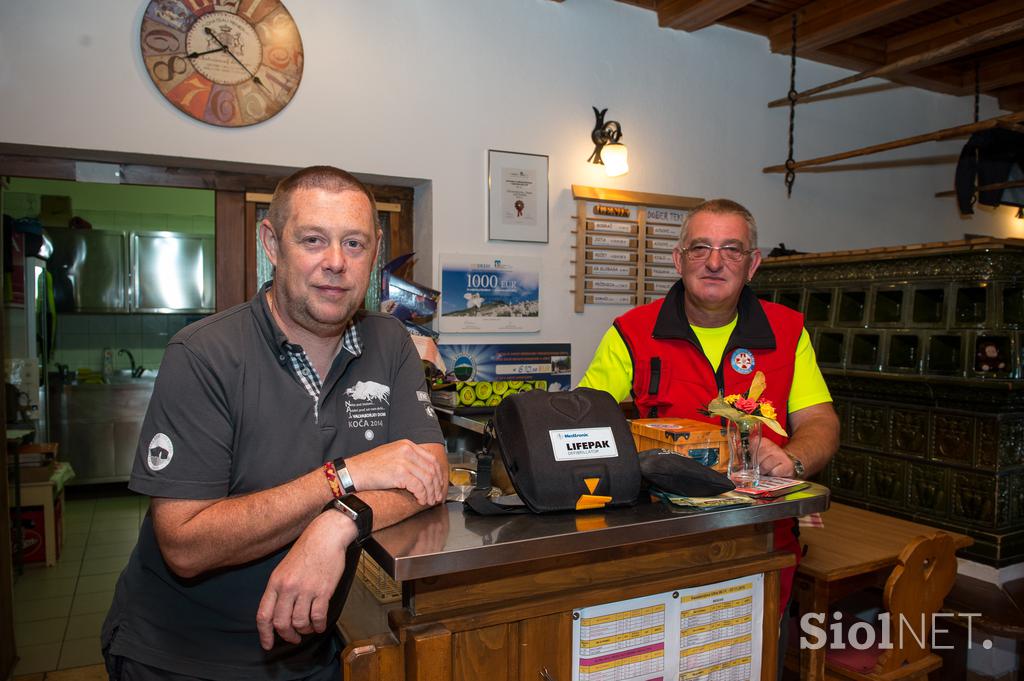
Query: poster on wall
xmin=439 ymin=254 xmax=541 ymax=333
xmin=438 ymin=343 xmax=571 ymax=391
xmin=488 ymin=150 xmax=549 ymax=242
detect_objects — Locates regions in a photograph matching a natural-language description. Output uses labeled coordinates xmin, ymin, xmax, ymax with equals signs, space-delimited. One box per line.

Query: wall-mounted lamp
xmin=588 ymin=106 xmax=629 ymax=177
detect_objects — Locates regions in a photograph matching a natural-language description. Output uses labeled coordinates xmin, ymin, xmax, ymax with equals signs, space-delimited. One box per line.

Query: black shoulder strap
xmin=647 ymin=357 xmax=661 ymax=418
xmin=464 ymin=421 xmax=529 ymax=515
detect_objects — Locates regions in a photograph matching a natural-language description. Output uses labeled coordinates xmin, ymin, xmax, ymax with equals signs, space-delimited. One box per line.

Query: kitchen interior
xmin=3 ymin=177 xmax=215 ymax=673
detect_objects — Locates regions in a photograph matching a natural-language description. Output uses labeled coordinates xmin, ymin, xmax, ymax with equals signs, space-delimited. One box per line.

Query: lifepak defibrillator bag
xmin=466 ymin=387 xmax=642 ymax=514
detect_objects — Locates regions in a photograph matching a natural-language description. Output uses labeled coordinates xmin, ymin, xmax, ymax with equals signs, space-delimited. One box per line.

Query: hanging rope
xmin=785 ymin=13 xmax=798 ymax=197
xmin=969 ymin=61 xmax=981 ymax=210
xmin=974 ymin=61 xmax=980 ymax=123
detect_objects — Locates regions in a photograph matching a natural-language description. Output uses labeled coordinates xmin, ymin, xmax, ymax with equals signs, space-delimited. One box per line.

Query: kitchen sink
xmin=107 ymin=369 xmax=158 ymax=384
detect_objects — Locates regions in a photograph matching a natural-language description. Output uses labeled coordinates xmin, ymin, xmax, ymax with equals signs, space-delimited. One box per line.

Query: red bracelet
xmin=323 ymin=461 xmax=343 ymax=499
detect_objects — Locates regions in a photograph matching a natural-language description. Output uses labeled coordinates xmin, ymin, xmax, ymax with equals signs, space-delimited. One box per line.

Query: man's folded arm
xmin=152 ymin=441 xmax=447 ymax=578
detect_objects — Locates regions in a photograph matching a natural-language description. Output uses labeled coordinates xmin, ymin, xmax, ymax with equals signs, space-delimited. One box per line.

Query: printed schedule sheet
xmin=678 ymin=575 xmax=763 ymax=681
xmin=572 ymin=575 xmax=763 ymax=681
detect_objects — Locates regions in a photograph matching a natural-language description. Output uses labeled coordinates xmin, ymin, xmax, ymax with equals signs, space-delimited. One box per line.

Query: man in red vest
xmin=580 ymin=198 xmax=839 ymax=676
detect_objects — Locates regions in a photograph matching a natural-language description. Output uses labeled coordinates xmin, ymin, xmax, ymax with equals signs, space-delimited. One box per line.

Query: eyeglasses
xmin=680 ymin=244 xmax=754 ymax=263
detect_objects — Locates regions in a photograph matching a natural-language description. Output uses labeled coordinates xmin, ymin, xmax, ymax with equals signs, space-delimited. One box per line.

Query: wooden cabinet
xmin=338 ymin=488 xmax=828 ymax=681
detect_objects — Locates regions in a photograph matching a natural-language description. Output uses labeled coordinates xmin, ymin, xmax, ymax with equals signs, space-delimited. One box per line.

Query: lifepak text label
xmin=549 ymin=427 xmax=619 ymax=461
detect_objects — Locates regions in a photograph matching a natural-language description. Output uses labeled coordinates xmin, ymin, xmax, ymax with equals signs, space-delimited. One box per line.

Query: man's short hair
xmin=678 ymin=198 xmax=758 ymax=250
xmin=266 ymin=165 xmax=381 ymax=236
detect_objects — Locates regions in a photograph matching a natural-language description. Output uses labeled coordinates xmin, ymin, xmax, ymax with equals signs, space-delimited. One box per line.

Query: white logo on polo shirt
xmin=345 ymin=380 xmax=391 ymax=438
xmin=345 ymin=381 xmax=390 ymax=404
xmin=147 ymin=433 xmax=174 ymax=471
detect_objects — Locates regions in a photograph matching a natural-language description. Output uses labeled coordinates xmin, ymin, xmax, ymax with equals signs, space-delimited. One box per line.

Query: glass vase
xmin=727 ymin=419 xmax=762 ymax=488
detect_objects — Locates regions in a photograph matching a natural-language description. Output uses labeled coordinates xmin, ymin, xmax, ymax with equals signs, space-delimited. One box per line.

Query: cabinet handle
xmin=540 ymin=667 xmax=558 ymax=681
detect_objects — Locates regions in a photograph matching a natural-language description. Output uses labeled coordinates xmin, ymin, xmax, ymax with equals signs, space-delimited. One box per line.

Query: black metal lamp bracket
xmin=588 ymin=106 xmax=622 ymax=165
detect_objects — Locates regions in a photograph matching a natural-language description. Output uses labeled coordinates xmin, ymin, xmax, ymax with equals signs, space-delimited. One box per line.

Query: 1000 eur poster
xmin=439 ymin=255 xmax=540 ymax=333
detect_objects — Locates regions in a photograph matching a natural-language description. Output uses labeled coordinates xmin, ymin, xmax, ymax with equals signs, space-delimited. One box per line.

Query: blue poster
xmin=439 ymin=343 xmax=572 ymax=392
xmin=439 ymin=254 xmax=540 ymax=332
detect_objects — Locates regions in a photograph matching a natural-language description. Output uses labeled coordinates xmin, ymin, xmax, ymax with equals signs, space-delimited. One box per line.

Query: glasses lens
xmin=720 ymin=246 xmax=744 ymax=262
xmin=686 ymin=245 xmax=747 ymax=262
xmin=686 ymin=245 xmax=711 ymax=261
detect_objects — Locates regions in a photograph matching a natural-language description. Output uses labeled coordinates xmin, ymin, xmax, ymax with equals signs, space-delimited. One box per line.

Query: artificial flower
xmin=734 ymin=397 xmax=758 ymax=413
xmin=698 ymin=370 xmax=788 ymax=437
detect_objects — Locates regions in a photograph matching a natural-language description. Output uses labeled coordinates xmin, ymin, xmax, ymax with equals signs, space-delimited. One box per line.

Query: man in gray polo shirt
xmin=102 ymin=166 xmax=448 ymax=680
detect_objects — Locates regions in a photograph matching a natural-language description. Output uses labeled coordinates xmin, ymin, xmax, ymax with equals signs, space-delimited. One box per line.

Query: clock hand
xmin=203 ymin=27 xmax=274 ymax=95
xmin=186 ymin=46 xmax=227 ymax=59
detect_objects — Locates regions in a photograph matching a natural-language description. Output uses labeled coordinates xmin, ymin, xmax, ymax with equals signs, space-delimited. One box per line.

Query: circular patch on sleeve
xmin=147 ymin=433 xmax=174 ymax=471
xmin=729 ymin=348 xmax=756 ymax=375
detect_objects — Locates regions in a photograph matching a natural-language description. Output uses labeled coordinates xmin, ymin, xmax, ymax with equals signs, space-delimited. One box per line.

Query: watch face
xmin=141 ymin=0 xmax=303 ymax=127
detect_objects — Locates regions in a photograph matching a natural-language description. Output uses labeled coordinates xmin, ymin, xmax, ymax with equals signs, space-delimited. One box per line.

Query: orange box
xmin=630 ymin=418 xmax=729 ymax=474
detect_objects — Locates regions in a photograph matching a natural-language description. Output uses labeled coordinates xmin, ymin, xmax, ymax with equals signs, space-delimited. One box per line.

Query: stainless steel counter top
xmin=365 ymin=483 xmax=829 ymax=581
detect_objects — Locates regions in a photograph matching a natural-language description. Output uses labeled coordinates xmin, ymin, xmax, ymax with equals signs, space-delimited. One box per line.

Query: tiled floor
xmin=12 ymin=488 xmax=146 ymax=677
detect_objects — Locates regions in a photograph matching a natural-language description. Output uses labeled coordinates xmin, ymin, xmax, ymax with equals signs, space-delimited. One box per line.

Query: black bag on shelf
xmin=466 ymin=387 xmax=641 ymax=514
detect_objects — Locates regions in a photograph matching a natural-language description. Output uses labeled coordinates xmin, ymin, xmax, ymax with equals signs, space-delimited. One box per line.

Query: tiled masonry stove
xmin=753 ymin=238 xmax=1024 ymax=566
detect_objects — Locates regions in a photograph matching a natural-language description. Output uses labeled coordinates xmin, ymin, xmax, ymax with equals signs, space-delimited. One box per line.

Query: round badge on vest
xmin=730 ymin=348 xmax=755 ymax=375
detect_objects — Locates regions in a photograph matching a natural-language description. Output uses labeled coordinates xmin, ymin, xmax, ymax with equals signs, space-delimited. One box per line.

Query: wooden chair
xmin=825 ymin=532 xmax=958 ymax=681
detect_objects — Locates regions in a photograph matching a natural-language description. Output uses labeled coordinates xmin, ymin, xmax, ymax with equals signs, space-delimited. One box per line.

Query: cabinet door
xmin=132 ymin=232 xmax=215 ymax=312
xmin=48 ymin=228 xmax=128 ymax=312
xmin=519 ymin=613 xmax=572 ymax=681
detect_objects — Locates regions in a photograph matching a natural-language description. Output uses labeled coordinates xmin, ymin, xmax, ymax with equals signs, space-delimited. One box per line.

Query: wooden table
xmin=794 ymin=503 xmax=973 ymax=681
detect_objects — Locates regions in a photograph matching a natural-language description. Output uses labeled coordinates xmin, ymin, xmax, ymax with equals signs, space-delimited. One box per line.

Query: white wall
xmin=1 ymin=0 xmax=1019 ymax=383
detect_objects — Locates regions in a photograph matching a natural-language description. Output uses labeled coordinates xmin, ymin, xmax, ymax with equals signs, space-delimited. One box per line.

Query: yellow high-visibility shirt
xmin=579 ymin=317 xmax=831 ymax=414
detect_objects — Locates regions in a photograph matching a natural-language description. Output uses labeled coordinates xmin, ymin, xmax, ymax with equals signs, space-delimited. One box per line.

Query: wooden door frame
xmin=0 ymin=143 xmax=416 ymax=311
xmin=0 ymin=144 xmax=416 ymax=675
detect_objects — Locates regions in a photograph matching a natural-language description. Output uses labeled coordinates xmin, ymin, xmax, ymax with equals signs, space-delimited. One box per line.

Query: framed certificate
xmin=487 ymin=150 xmax=549 ymax=243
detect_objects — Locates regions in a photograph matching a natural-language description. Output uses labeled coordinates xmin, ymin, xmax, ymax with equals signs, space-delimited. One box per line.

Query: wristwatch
xmin=326 ymin=494 xmax=373 ymax=544
xmin=332 ymin=456 xmax=357 ymax=493
xmin=785 ymin=452 xmax=806 ymax=479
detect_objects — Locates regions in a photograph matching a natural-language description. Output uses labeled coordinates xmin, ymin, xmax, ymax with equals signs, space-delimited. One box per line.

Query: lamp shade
xmin=602 ymin=143 xmax=629 ymax=177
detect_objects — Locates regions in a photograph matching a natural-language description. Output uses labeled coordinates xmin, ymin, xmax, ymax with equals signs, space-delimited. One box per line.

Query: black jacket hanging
xmin=955 ymin=128 xmax=1024 ymax=215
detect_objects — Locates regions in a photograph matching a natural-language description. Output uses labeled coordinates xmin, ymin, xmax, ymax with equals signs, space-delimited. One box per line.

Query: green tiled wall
xmin=50 ymin=314 xmax=200 ymax=374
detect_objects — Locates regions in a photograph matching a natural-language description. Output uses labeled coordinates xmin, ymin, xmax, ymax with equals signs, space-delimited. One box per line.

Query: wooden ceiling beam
xmin=767 ymin=17 xmax=1024 ymax=105
xmin=720 ymin=12 xmax=967 ymax=96
xmin=994 ymin=85 xmax=1024 ymax=112
xmin=886 ymin=1 xmax=1024 ymax=63
xmin=655 ymin=0 xmax=758 ymax=31
xmin=972 ymin=48 xmax=1024 ymax=93
xmin=717 ymin=12 xmax=775 ymax=37
xmin=767 ymin=0 xmax=947 ymax=54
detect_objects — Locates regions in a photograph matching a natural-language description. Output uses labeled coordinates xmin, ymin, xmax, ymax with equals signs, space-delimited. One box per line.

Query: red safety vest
xmin=614 ymin=282 xmax=805 ymax=614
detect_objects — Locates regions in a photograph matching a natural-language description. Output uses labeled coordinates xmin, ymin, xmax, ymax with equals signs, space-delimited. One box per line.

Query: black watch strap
xmin=332 ymin=456 xmax=356 ymax=493
xmin=327 ymin=493 xmax=373 ymax=544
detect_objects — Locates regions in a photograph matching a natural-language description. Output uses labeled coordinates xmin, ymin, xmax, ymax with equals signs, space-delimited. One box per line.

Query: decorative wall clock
xmin=140 ymin=0 xmax=303 ymax=127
